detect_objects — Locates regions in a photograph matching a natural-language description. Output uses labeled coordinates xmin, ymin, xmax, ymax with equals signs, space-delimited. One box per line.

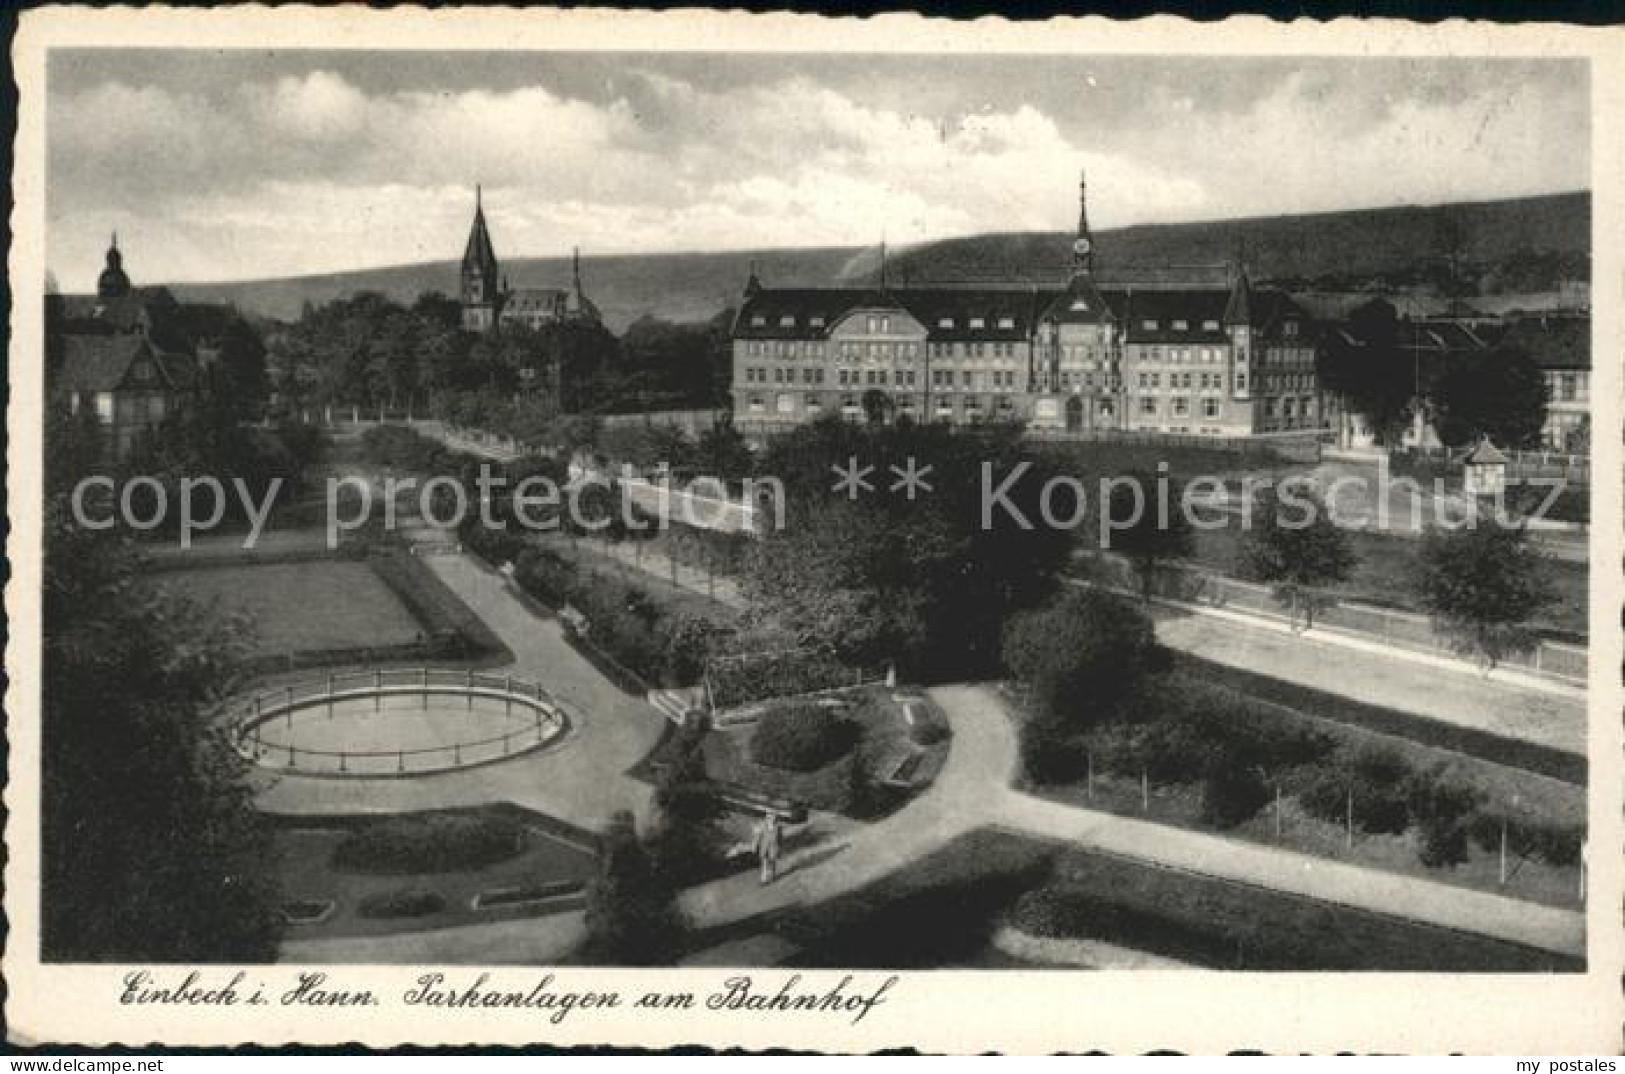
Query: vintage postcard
xmin=5 ymin=5 xmax=1622 ymax=1054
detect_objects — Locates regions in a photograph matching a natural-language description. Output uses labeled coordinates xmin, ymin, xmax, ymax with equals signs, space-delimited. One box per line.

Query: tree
xmin=694 ymin=418 xmax=753 ymax=484
xmin=1317 ymin=299 xmax=1416 ymax=446
xmin=582 ymin=811 xmax=683 ymax=965
xmin=1414 ymin=519 xmax=1554 ymax=671
xmin=41 ymin=500 xmax=281 ymax=960
xmin=1107 ymin=471 xmax=1195 ymax=602
xmin=1002 ymin=588 xmax=1158 ymax=729
xmin=1432 ymin=348 xmax=1550 ymax=449
xmin=860 ymin=388 xmax=894 ymax=426
xmin=744 ymin=417 xmax=1073 ymax=681
xmin=1240 ymin=483 xmax=1356 ymax=631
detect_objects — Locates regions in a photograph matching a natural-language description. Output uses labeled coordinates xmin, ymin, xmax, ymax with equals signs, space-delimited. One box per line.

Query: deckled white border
xmin=6 ymin=6 xmax=1623 ymax=1053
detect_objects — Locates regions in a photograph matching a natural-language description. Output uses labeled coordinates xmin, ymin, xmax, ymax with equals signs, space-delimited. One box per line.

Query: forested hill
xmin=164 ymin=191 xmax=1587 ymax=330
xmin=873 ymin=192 xmax=1589 ymax=294
xmin=164 ymin=246 xmax=870 ymax=333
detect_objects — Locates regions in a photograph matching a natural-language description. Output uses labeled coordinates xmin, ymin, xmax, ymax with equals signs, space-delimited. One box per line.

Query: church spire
xmin=744 ymin=258 xmax=762 ymax=297
xmin=460 ymin=186 xmax=501 ymax=331
xmin=1071 ymin=167 xmax=1094 ymax=279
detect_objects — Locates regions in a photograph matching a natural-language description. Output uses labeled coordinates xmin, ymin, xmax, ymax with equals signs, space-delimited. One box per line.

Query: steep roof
xmin=56 ymin=333 xmax=194 ymax=394
xmin=1040 ymin=277 xmax=1114 ymax=326
xmin=462 ymin=194 xmax=499 ymax=278
xmin=57 ymin=334 xmax=153 ymax=392
xmin=1464 ymin=438 xmax=1509 ymax=466
xmin=55 ymin=293 xmax=152 ymax=334
xmin=1223 ymin=272 xmax=1253 ymax=326
xmin=735 ymin=282 xmax=1307 ymax=343
xmin=1115 ymin=289 xmax=1232 ymax=343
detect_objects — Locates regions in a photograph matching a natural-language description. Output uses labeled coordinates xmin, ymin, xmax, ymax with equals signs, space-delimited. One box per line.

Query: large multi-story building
xmin=458 ymin=187 xmax=601 ymax=334
xmin=729 ymin=174 xmax=1323 ymax=438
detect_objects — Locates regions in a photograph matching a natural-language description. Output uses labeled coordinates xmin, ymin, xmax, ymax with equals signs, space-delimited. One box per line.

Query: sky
xmin=46 ymin=50 xmax=1590 ymax=289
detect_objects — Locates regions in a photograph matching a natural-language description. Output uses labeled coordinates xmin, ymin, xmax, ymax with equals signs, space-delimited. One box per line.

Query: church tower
xmin=97 ymin=232 xmax=132 ymax=300
xmin=1070 ymin=169 xmax=1094 ymax=280
xmin=460 ymin=186 xmax=501 ymax=332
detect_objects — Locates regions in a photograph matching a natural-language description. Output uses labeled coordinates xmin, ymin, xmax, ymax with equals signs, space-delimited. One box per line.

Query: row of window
xmin=1139 ymin=371 xmax=1229 ymax=391
xmin=1138 ymin=318 xmax=1223 ymax=333
xmin=742 ymin=366 xmax=828 ymax=385
xmin=1138 ymin=397 xmax=1225 ymax=419
xmin=1133 ymin=345 xmax=1230 ymax=364
xmin=1261 ymin=396 xmax=1318 ymax=419
xmin=744 ymin=393 xmax=1020 ymax=414
xmin=928 ymin=369 xmax=1020 ymax=390
xmin=839 ymin=369 xmax=918 ymax=388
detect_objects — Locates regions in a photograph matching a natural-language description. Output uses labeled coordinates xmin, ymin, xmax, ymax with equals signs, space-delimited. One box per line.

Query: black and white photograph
xmin=6 ymin=7 xmax=1621 ymax=1053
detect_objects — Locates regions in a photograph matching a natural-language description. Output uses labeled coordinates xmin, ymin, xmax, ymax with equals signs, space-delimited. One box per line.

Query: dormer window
xmin=939 ymin=317 xmax=954 ymax=329
xmin=809 ymin=316 xmax=825 ymax=328
xmin=1284 ymin=320 xmax=1300 ymax=337
xmin=997 ymin=317 xmax=1015 ymax=329
xmin=969 ymin=317 xmax=985 ymax=329
xmin=1070 ymin=299 xmax=1090 ymax=312
xmin=1142 ymin=319 xmax=1158 ymax=331
xmin=779 ymin=315 xmax=796 ymax=328
xmin=1172 ymin=319 xmax=1188 ymax=331
xmin=1203 ymin=319 xmax=1219 ymax=331
xmin=751 ymin=315 xmax=766 ymax=327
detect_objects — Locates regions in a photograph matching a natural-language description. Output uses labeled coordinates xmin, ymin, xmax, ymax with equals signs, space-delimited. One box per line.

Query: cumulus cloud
xmin=44 ymin=58 xmax=1588 ymax=289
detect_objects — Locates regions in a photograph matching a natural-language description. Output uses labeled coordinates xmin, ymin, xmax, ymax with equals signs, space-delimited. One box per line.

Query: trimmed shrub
xmin=707 ymin=648 xmax=865 ymax=711
xmin=332 ymin=813 xmax=526 ymax=875
xmin=750 ymin=702 xmax=858 ymax=772
xmin=357 ymin=889 xmax=447 ymax=919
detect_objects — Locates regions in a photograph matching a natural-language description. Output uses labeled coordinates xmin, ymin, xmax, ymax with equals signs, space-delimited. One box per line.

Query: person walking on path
xmin=754 ymin=812 xmax=781 ymax=885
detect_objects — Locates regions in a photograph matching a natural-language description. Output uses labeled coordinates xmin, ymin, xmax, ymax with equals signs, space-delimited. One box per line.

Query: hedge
xmin=507 ymin=546 xmax=732 ymax=689
xmin=707 ymin=648 xmax=870 ymax=711
xmin=368 ymin=549 xmax=507 ymax=660
xmin=331 ymin=812 xmax=527 ymax=874
xmin=357 ymin=889 xmax=447 ymax=919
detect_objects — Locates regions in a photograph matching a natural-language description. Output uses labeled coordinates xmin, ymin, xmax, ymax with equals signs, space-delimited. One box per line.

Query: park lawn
xmin=1187 ymin=523 xmax=1588 ymax=638
xmin=157 ymin=559 xmax=424 ymax=657
xmin=274 ymin=809 xmax=597 ymax=940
